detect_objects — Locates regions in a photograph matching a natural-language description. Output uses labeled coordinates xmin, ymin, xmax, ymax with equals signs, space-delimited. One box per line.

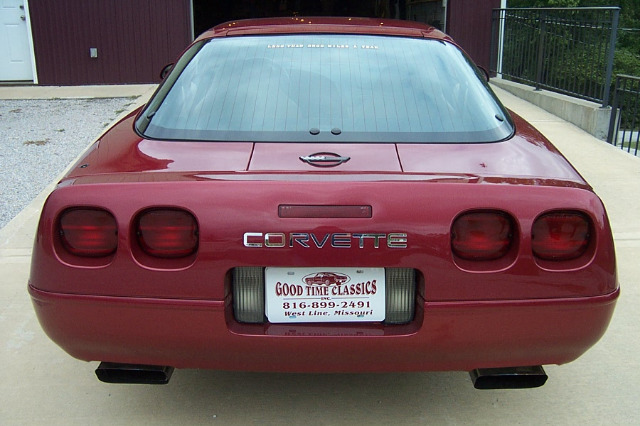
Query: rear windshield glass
xmin=139 ymin=34 xmax=512 ymax=143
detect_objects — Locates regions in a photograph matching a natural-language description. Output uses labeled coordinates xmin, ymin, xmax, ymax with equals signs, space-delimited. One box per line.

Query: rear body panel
xmin=30 ymin=286 xmax=617 ymax=372
xmin=29 ymin=132 xmax=618 ymax=371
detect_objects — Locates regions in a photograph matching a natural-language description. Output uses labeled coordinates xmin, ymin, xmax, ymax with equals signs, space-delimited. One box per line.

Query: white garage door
xmin=0 ymin=0 xmax=34 ymax=81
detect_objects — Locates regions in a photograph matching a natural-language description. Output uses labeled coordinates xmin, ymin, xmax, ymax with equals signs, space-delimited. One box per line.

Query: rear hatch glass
xmin=139 ymin=34 xmax=512 ymax=143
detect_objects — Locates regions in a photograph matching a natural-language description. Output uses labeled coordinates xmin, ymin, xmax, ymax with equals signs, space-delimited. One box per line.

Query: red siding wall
xmin=447 ymin=0 xmax=500 ymax=70
xmin=29 ymin=0 xmax=192 ymax=85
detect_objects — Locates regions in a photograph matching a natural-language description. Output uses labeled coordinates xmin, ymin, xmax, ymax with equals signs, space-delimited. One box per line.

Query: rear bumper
xmin=29 ymin=285 xmax=619 ymax=372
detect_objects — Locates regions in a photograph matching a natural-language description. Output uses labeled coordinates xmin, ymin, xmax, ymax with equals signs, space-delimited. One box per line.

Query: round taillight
xmin=532 ymin=211 xmax=591 ymax=261
xmin=136 ymin=209 xmax=198 ymax=258
xmin=451 ymin=211 xmax=514 ymax=261
xmin=59 ymin=208 xmax=118 ymax=257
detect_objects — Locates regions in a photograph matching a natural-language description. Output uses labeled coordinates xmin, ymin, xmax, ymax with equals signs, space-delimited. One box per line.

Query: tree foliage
xmin=507 ymin=0 xmax=640 ymax=78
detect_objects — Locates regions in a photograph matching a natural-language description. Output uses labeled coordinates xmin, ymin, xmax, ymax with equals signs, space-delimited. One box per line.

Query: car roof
xmin=197 ymin=17 xmax=453 ymax=43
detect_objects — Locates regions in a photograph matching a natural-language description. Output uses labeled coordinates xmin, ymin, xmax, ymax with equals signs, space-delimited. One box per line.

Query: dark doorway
xmin=192 ymin=0 xmax=409 ymax=38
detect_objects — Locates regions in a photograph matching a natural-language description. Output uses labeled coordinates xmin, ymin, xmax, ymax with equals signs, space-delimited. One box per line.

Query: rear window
xmin=138 ymin=34 xmax=513 ymax=143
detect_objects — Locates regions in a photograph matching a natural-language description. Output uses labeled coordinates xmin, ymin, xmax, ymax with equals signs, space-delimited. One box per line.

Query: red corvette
xmin=303 ymin=272 xmax=350 ymax=286
xmin=29 ymin=17 xmax=618 ymax=389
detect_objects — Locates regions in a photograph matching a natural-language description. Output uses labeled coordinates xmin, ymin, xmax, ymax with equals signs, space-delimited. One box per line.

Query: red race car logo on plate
xmin=302 ymin=272 xmax=350 ymax=286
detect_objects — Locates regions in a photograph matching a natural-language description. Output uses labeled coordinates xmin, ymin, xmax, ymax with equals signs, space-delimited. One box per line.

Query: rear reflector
xmin=136 ymin=209 xmax=198 ymax=258
xmin=385 ymin=268 xmax=416 ymax=324
xmin=451 ymin=211 xmax=514 ymax=260
xmin=59 ymin=208 xmax=117 ymax=257
xmin=532 ymin=211 xmax=591 ymax=261
xmin=233 ymin=267 xmax=265 ymax=323
xmin=232 ymin=267 xmax=416 ymax=324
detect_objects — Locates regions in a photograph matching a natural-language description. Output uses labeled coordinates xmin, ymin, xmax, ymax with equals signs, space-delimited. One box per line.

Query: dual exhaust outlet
xmin=470 ymin=365 xmax=548 ymax=389
xmin=95 ymin=362 xmax=174 ymax=385
xmin=95 ymin=362 xmax=547 ymax=389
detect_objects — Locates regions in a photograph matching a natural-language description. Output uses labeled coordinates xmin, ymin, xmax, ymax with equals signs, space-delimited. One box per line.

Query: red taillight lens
xmin=136 ymin=209 xmax=198 ymax=258
xmin=59 ymin=208 xmax=118 ymax=257
xmin=532 ymin=211 xmax=591 ymax=261
xmin=451 ymin=211 xmax=514 ymax=260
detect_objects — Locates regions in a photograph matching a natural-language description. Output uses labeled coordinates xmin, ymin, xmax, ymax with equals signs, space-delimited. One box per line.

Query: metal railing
xmin=491 ymin=7 xmax=620 ymax=107
xmin=607 ymin=75 xmax=640 ymax=156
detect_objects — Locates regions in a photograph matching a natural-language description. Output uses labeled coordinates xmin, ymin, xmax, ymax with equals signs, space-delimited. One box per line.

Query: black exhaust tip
xmin=95 ymin=362 xmax=174 ymax=384
xmin=469 ymin=366 xmax=548 ymax=389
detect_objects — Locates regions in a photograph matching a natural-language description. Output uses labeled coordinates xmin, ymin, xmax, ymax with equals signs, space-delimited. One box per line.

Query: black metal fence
xmin=607 ymin=75 xmax=640 ymax=155
xmin=491 ymin=7 xmax=620 ymax=107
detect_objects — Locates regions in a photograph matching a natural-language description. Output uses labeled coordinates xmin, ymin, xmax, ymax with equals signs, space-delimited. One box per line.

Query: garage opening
xmin=192 ymin=0 xmax=447 ymax=38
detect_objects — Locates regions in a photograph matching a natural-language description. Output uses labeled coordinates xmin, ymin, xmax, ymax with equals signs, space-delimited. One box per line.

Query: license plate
xmin=265 ymin=267 xmax=385 ymax=323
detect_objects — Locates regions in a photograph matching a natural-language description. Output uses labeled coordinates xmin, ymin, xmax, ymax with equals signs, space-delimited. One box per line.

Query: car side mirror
xmin=160 ymin=63 xmax=174 ymax=80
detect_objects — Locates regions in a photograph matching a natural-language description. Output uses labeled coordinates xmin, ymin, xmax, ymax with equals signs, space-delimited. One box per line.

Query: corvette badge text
xmin=243 ymin=232 xmax=408 ymax=249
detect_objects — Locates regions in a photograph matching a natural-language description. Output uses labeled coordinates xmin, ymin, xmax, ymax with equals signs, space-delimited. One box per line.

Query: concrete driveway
xmin=1 ymin=85 xmax=638 ymax=425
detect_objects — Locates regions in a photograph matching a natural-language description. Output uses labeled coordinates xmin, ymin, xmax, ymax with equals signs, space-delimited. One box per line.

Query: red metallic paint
xmin=29 ymin=285 xmax=617 ymax=372
xmin=31 ymin=181 xmax=616 ymax=301
xmin=65 ymin=111 xmax=585 ymax=184
xmin=29 ymin=18 xmax=618 ymax=375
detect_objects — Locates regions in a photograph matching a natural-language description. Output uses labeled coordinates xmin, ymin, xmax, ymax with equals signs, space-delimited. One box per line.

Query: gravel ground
xmin=0 ymin=97 xmax=139 ymax=229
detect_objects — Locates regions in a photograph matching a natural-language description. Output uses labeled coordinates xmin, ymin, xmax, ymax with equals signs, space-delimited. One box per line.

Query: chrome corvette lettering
xmin=352 ymin=233 xmax=385 ymax=249
xmin=243 ymin=232 xmax=263 ymax=248
xmin=310 ymin=233 xmax=330 ymax=248
xmin=331 ymin=233 xmax=351 ymax=248
xmin=387 ymin=233 xmax=409 ymax=248
xmin=264 ymin=233 xmax=285 ymax=247
xmin=289 ymin=233 xmax=310 ymax=248
xmin=243 ymin=232 xmax=408 ymax=248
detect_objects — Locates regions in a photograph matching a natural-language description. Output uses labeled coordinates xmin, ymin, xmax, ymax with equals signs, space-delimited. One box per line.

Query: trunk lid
xmin=247 ymin=143 xmax=401 ymax=172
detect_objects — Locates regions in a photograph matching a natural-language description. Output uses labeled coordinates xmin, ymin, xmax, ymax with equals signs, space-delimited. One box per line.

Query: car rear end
xmin=28 ymin=18 xmax=618 ymax=387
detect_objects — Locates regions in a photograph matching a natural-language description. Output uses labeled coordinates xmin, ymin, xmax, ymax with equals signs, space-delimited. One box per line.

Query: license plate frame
xmin=265 ymin=267 xmax=385 ymax=323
